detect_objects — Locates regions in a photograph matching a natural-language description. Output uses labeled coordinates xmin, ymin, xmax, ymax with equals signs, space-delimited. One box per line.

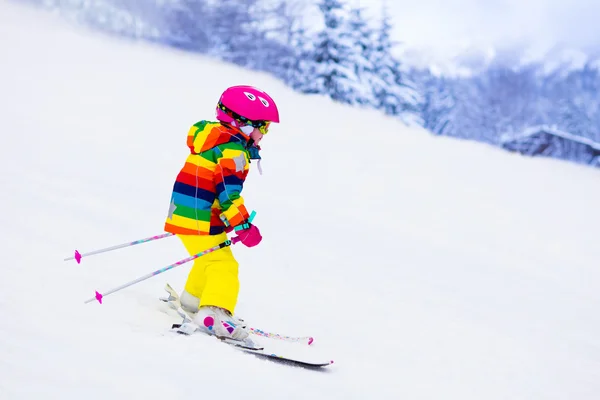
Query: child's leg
xmin=178 ymin=233 xmax=240 ymax=315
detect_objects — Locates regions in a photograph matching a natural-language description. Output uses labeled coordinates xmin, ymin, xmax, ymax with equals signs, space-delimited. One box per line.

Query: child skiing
xmin=164 ymin=85 xmax=279 ymax=342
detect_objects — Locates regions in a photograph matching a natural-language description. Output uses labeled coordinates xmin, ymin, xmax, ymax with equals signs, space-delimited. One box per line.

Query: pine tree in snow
xmin=257 ymin=0 xmax=308 ymax=81
xmin=308 ymin=0 xmax=364 ymax=104
xmin=283 ymin=25 xmax=318 ymax=92
xmin=436 ymin=77 xmax=482 ymax=140
xmin=345 ymin=6 xmax=376 ymax=105
xmin=369 ymin=3 xmax=421 ymax=123
xmin=414 ymin=69 xmax=456 ymax=135
xmin=547 ymin=64 xmax=600 ymax=143
xmin=470 ymin=64 xmax=541 ymax=143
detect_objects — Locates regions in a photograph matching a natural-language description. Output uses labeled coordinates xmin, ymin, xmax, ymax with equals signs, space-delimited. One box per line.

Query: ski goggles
xmin=240 ymin=118 xmax=270 ymax=134
xmin=257 ymin=121 xmax=271 ymax=135
xmin=218 ymin=102 xmax=271 ymax=134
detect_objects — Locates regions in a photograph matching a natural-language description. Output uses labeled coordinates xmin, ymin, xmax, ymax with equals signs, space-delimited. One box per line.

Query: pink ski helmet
xmin=216 ymin=85 xmax=280 ymax=128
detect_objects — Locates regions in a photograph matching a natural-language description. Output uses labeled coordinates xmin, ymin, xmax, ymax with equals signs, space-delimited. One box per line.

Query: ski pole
xmin=67 ymin=211 xmax=256 ymax=264
xmin=65 ymin=232 xmax=175 ymax=264
xmin=84 ymin=237 xmax=241 ymax=304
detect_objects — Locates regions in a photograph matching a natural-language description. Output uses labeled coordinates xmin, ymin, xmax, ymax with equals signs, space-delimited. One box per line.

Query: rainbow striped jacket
xmin=164 ymin=120 xmax=252 ymax=235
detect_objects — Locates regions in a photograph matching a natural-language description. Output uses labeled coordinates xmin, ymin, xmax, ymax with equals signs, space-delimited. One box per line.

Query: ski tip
xmin=308 ymin=337 xmax=314 ymax=345
xmin=74 ymin=250 xmax=82 ymax=264
xmin=95 ymin=291 xmax=103 ymax=304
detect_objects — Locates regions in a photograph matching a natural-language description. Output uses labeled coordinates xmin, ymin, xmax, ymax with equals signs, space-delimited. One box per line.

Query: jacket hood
xmin=188 ymin=121 xmax=250 ymax=155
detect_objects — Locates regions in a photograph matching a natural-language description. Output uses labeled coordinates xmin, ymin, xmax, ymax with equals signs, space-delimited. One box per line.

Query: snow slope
xmin=1 ymin=1 xmax=600 ymax=399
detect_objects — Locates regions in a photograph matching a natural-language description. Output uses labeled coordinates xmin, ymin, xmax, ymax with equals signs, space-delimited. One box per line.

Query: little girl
xmin=164 ymin=85 xmax=279 ymax=342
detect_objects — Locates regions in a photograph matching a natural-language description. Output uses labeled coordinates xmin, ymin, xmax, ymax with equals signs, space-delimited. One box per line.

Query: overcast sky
xmin=348 ymin=0 xmax=600 ymax=64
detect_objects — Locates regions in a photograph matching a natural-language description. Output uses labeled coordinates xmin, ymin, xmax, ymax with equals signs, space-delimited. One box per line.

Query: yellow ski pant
xmin=178 ymin=232 xmax=240 ymax=314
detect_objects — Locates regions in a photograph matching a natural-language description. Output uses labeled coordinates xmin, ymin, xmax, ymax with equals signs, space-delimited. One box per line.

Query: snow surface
xmin=1 ymin=1 xmax=600 ymax=399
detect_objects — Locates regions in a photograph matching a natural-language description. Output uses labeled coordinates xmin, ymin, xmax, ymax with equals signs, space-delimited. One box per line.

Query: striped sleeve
xmin=214 ymin=145 xmax=251 ymax=228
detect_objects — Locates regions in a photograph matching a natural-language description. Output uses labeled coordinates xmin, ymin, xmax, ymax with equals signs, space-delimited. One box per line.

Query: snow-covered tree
xmin=469 ymin=64 xmax=541 ymax=143
xmin=252 ymin=0 xmax=306 ymax=78
xmin=544 ymin=64 xmax=600 ymax=142
xmin=345 ymin=6 xmax=376 ymax=105
xmin=369 ymin=3 xmax=421 ymax=123
xmin=306 ymin=0 xmax=365 ymax=104
xmin=280 ymin=25 xmax=317 ymax=91
xmin=414 ymin=69 xmax=456 ymax=135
